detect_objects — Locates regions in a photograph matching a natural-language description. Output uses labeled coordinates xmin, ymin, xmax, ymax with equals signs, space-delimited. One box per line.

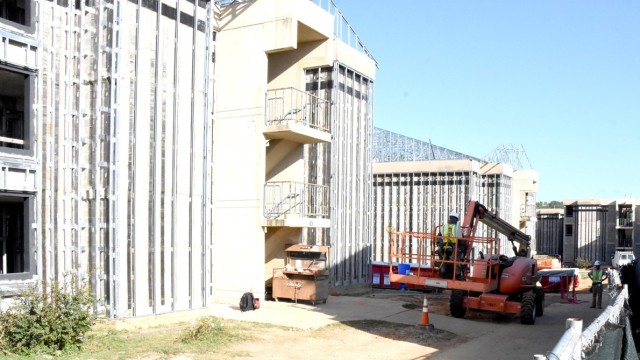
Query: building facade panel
xmin=1 ymin=0 xmax=378 ymax=319
xmin=370 ymin=159 xmax=531 ymax=265
xmin=536 ymin=212 xmax=564 ymax=258
xmin=557 ymin=200 xmax=640 ymax=265
xmin=27 ymin=0 xmax=215 ymax=318
xmin=329 ymin=63 xmax=373 ymax=289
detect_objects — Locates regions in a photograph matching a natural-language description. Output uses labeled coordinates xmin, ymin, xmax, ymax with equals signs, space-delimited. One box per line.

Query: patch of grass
xmin=51 ymin=328 xmax=160 ymax=359
xmin=0 ymin=317 xmax=273 ymax=360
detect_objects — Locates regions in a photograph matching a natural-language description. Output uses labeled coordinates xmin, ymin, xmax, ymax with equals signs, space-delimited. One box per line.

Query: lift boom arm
xmin=462 ymin=200 xmax=531 ymax=257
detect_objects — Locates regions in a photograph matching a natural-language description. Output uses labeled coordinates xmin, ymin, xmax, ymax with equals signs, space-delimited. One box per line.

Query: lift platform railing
xmin=387 ymin=228 xmax=503 ymax=291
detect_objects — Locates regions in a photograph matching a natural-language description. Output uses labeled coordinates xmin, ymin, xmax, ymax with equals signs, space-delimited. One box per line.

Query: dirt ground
xmin=206 ymin=319 xmax=464 ymax=360
xmin=210 ymin=281 xmax=595 ymax=360
xmin=210 ymin=273 xmax=596 ymax=360
xmin=122 ymin=272 xmax=597 ymax=360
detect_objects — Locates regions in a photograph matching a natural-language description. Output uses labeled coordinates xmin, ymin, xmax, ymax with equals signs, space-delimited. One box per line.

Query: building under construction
xmin=0 ymin=0 xmax=375 ymax=318
xmin=536 ymin=199 xmax=640 ymax=265
xmin=371 ymin=128 xmax=539 ymax=262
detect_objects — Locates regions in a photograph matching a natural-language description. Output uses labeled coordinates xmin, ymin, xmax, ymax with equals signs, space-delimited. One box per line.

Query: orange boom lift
xmin=388 ymin=200 xmax=543 ymax=324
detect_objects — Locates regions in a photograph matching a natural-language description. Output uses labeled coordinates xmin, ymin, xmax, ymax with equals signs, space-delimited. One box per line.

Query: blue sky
xmin=335 ymin=1 xmax=640 ymax=202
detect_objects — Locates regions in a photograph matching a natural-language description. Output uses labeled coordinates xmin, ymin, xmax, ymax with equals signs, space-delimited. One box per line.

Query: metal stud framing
xmin=33 ymin=0 xmax=214 ymax=319
xmin=329 ymin=63 xmax=374 ymax=289
xmin=371 ymin=166 xmax=516 ymax=263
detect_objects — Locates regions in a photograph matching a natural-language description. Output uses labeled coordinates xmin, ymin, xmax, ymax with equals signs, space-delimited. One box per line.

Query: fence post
xmin=566 ymin=318 xmax=583 ymax=359
xmin=545 ymin=317 xmax=583 ymax=360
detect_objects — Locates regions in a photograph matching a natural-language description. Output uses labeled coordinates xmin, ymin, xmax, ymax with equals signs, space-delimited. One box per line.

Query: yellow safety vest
xmin=443 ymin=224 xmax=458 ymax=247
xmin=592 ymin=269 xmax=603 ymax=283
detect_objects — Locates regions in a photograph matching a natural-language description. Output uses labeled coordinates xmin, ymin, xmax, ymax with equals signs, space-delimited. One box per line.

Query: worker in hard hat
xmin=588 ymin=260 xmax=608 ymax=309
xmin=440 ymin=211 xmax=465 ymax=279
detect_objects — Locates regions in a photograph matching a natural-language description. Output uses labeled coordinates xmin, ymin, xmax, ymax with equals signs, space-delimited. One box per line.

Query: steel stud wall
xmin=372 ymin=171 xmax=475 ymax=262
xmin=371 ymin=162 xmax=516 ymax=263
xmin=37 ymin=0 xmax=215 ymax=318
xmin=329 ymin=63 xmax=374 ymax=289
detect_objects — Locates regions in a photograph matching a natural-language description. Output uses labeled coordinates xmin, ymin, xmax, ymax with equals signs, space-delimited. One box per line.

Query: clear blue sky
xmin=335 ymin=1 xmax=640 ymax=202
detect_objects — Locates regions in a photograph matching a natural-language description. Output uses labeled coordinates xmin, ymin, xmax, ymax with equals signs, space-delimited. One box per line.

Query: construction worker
xmin=440 ymin=211 xmax=464 ymax=278
xmin=443 ymin=211 xmax=461 ymax=252
xmin=588 ymin=260 xmax=608 ymax=309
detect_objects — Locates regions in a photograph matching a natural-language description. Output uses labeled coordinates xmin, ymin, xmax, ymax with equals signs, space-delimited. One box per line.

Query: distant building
xmin=371 ymin=130 xmax=538 ymax=262
xmin=535 ymin=209 xmax=564 ymax=257
xmin=536 ymin=199 xmax=640 ymax=265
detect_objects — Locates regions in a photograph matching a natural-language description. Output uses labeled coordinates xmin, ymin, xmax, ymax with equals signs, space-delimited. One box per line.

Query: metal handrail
xmin=265 ymin=87 xmax=330 ymax=132
xmin=617 ymin=218 xmax=633 ymax=227
xmin=520 ymin=203 xmax=536 ymax=218
xmin=538 ymin=272 xmax=628 ymax=360
xmin=388 ymin=228 xmax=501 ymax=284
xmin=311 ymin=0 xmax=378 ymax=67
xmin=264 ymin=181 xmax=329 ymax=219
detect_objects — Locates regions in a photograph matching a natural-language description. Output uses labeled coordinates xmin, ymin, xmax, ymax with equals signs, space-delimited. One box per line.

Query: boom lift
xmin=388 ymin=200 xmax=544 ymax=324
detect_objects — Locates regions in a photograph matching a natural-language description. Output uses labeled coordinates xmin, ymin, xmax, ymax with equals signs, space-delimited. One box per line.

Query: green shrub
xmin=181 ymin=316 xmax=229 ymax=344
xmin=0 ymin=278 xmax=96 ymax=356
xmin=576 ymin=257 xmax=592 ymax=269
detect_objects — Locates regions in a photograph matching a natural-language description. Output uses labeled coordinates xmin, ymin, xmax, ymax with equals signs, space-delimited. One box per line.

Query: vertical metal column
xmin=76 ymin=0 xmax=88 ymax=294
xmin=41 ymin=2 xmax=55 ymax=284
xmin=128 ymin=0 xmax=142 ymax=316
xmin=72 ymin=3 xmax=83 ymax=290
xmin=107 ymin=0 xmax=122 ymax=319
xmin=32 ymin=0 xmax=42 ymax=285
xmin=148 ymin=1 xmax=163 ymax=314
xmin=62 ymin=2 xmax=74 ymax=278
xmin=170 ymin=0 xmax=181 ymax=311
xmin=149 ymin=0 xmax=161 ymax=315
xmin=188 ymin=0 xmax=197 ymax=309
xmin=202 ymin=1 xmax=215 ymax=306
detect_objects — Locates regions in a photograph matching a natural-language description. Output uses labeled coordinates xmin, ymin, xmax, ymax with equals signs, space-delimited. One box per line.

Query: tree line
xmin=536 ymin=201 xmax=563 ymax=209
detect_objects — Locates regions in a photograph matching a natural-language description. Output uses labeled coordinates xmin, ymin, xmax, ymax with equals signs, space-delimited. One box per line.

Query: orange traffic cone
xmin=419 ymin=295 xmax=434 ymax=329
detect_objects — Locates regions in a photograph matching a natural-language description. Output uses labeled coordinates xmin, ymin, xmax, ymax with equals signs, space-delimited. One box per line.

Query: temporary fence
xmin=536 ymin=270 xmax=636 ymax=360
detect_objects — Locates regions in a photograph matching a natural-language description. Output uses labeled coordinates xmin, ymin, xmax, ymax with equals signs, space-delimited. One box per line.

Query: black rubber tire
xmin=520 ymin=291 xmax=537 ymax=325
xmin=534 ymin=287 xmax=545 ymax=317
xmin=450 ymin=290 xmax=467 ymax=318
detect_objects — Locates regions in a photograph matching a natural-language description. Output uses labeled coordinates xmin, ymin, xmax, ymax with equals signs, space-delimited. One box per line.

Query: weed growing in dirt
xmin=180 ymin=316 xmax=235 ymax=345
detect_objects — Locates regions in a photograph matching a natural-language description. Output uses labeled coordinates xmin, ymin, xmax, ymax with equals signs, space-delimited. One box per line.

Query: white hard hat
xmin=449 ymin=211 xmax=459 ymax=219
xmin=594 ymin=260 xmax=601 ymax=266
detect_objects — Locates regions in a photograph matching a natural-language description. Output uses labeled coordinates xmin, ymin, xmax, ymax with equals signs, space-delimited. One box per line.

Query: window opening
xmin=565 ymin=224 xmax=573 ymax=237
xmin=565 ymin=206 xmax=573 ymax=217
xmin=0 ymin=69 xmax=28 ymax=149
xmin=0 ymin=198 xmax=26 ymax=275
xmin=0 ymin=0 xmax=27 ymax=26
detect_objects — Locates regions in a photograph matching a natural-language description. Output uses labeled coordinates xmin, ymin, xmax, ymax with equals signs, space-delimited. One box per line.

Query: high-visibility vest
xmin=443 ymin=224 xmax=458 ymax=247
xmin=592 ymin=269 xmax=603 ymax=283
